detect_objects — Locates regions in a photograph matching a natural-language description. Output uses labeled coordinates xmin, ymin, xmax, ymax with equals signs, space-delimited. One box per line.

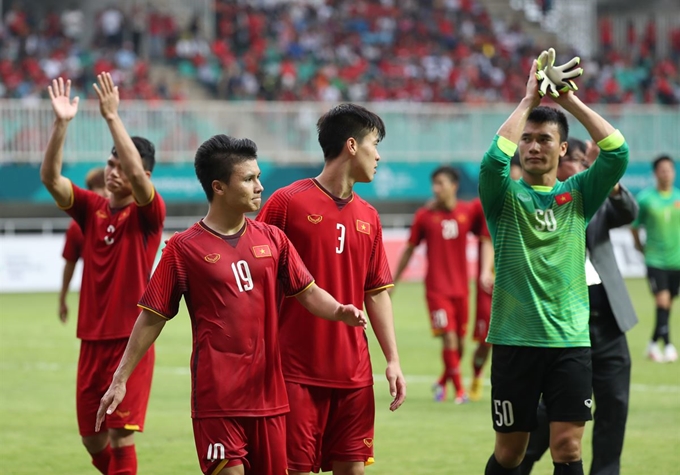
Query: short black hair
xmin=317 ymin=103 xmax=386 ymax=161
xmin=565 ymin=138 xmax=586 ymax=158
xmin=527 ymin=106 xmax=569 ymax=142
xmin=653 ymin=154 xmax=674 ymax=171
xmin=194 ymin=134 xmax=258 ymax=201
xmin=111 ymin=136 xmax=156 ymax=172
xmin=431 ymin=165 xmax=459 ymax=183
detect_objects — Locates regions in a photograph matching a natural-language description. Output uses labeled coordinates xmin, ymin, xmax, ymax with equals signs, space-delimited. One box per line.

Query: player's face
xmin=655 ymin=160 xmax=675 ymax=189
xmin=104 ymin=155 xmax=133 ymax=196
xmin=352 ymin=129 xmax=381 ymax=183
xmin=223 ymin=159 xmax=263 ymax=213
xmin=431 ymin=173 xmax=457 ymax=205
xmin=557 ymin=154 xmax=585 ymax=181
xmin=519 ymin=122 xmax=567 ymax=178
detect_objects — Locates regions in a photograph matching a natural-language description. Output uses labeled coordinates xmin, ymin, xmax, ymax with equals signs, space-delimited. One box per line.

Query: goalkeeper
xmin=479 ymin=52 xmax=629 ymax=475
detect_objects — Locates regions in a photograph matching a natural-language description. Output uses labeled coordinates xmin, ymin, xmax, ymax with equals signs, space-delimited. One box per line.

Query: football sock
xmin=654 ymin=307 xmax=670 ymax=345
xmin=552 ymin=460 xmax=584 ymax=475
xmin=91 ymin=444 xmax=112 ymax=474
xmin=444 ymin=348 xmax=463 ymax=393
xmin=485 ymin=454 xmax=521 ymax=474
xmin=109 ymin=445 xmax=137 ymax=475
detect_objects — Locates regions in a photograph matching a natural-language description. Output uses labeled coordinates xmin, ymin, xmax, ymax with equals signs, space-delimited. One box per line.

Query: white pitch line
xmin=2 ymin=363 xmax=678 ymax=393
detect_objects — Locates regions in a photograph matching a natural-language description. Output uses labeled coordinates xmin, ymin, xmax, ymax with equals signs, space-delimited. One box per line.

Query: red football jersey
xmin=62 ymin=219 xmax=84 ymax=262
xmin=62 ymin=182 xmax=165 ymax=340
xmin=138 ymin=219 xmax=314 ymax=418
xmin=257 ymin=179 xmax=393 ymax=388
xmin=471 ymin=198 xmax=492 ymax=275
xmin=408 ymin=200 xmax=486 ymax=298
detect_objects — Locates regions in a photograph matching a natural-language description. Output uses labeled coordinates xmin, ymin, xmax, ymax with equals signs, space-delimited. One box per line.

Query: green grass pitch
xmin=0 ymin=279 xmax=678 ymax=474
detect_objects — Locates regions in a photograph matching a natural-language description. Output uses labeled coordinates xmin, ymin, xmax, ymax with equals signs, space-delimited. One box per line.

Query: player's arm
xmin=41 ymin=78 xmax=80 ymax=207
xmin=497 ymin=60 xmax=542 ymax=145
xmin=630 ymin=195 xmax=647 ymax=253
xmin=58 ymin=260 xmax=77 ymax=324
xmin=603 ymin=184 xmax=638 ymax=230
xmin=93 ymin=72 xmax=154 ymax=205
xmin=365 ymin=289 xmax=406 ymax=411
xmin=393 ymin=244 xmax=415 ymax=284
xmin=95 ymin=309 xmax=166 ymax=431
xmin=479 ymin=237 xmax=495 ymax=293
xmin=295 ymin=284 xmax=367 ymax=328
xmin=631 ymin=227 xmax=644 ymax=253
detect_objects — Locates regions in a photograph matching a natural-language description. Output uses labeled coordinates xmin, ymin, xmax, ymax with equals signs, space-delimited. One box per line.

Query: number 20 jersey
xmin=138 ymin=219 xmax=314 ymax=418
xmin=257 ymin=179 xmax=394 ymax=389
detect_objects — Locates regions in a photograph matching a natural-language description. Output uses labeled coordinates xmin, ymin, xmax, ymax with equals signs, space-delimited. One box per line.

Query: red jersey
xmin=472 ymin=198 xmax=492 ymax=275
xmin=62 ymin=183 xmax=165 ymax=340
xmin=138 ymin=219 xmax=314 ymax=418
xmin=257 ymin=179 xmax=393 ymax=389
xmin=408 ymin=200 xmax=486 ymax=298
xmin=62 ymin=220 xmax=84 ymax=262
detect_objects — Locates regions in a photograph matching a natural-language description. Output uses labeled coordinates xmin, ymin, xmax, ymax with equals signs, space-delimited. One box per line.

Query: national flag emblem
xmin=204 ymin=253 xmax=220 ymax=263
xmin=356 ymin=220 xmax=371 ymax=235
xmin=252 ymin=245 xmax=272 ymax=258
xmin=555 ymin=192 xmax=573 ymax=205
xmin=96 ymin=210 xmax=108 ymax=219
xmin=674 ymin=201 xmax=680 ymax=209
xmin=308 ymin=214 xmax=323 ymax=224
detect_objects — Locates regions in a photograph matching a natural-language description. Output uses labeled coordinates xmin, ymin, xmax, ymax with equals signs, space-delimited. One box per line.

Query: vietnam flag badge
xmin=555 ymin=192 xmax=573 ymax=206
xmin=252 ymin=245 xmax=272 ymax=258
xmin=356 ymin=220 xmax=371 ymax=235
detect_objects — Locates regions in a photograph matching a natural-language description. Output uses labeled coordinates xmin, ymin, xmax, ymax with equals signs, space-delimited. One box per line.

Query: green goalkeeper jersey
xmin=631 ymin=187 xmax=680 ymax=270
xmin=479 ymin=131 xmax=629 ymax=347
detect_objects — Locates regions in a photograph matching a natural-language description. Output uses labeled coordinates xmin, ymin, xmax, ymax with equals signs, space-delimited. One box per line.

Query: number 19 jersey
xmin=257 ymin=179 xmax=394 ymax=388
xmin=479 ymin=132 xmax=629 ymax=348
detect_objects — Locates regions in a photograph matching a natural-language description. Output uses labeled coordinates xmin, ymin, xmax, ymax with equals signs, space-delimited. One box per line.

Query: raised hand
xmin=525 ymin=59 xmax=542 ymax=106
xmin=48 ymin=77 xmax=79 ymax=121
xmin=95 ymin=381 xmax=126 ymax=432
xmin=334 ymin=304 xmax=368 ymax=328
xmin=536 ymin=48 xmax=583 ymax=98
xmin=93 ymin=72 xmax=120 ymax=120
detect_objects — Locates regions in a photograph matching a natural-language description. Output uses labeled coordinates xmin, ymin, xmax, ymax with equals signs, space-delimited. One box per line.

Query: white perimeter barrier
xmin=0 ymin=229 xmax=646 ymax=293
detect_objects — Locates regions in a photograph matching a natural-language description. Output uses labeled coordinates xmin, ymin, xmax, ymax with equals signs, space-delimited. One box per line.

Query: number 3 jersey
xmin=63 ymin=182 xmax=166 ymax=341
xmin=479 ymin=132 xmax=629 ymax=348
xmin=257 ymin=179 xmax=394 ymax=389
xmin=138 ymin=219 xmax=314 ymax=418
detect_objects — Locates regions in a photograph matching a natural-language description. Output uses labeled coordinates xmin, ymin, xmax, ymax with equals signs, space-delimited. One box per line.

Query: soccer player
xmin=393 ymin=166 xmax=489 ymax=404
xmin=521 ymin=138 xmax=639 ymax=475
xmin=257 ymin=103 xmax=406 ymax=475
xmin=96 ymin=134 xmax=368 ymax=475
xmin=631 ymin=155 xmax=680 ymax=363
xmin=40 ymin=73 xmax=165 ymax=475
xmin=59 ymin=167 xmax=107 ymax=323
xmin=479 ymin=59 xmax=629 ymax=475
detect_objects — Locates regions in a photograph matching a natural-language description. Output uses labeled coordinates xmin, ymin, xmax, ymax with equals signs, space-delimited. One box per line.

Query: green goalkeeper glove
xmin=535 ymin=48 xmax=583 ymax=98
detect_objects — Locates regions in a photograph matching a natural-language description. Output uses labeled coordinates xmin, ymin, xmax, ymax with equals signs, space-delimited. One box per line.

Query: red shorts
xmin=285 ymin=382 xmax=375 ymax=473
xmin=77 ymin=339 xmax=154 ymax=436
xmin=425 ymin=294 xmax=469 ymax=337
xmin=192 ymin=415 xmax=287 ymax=475
xmin=474 ymin=286 xmax=492 ymax=342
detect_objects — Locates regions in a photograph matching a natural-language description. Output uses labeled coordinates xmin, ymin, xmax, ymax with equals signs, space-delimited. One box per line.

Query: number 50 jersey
xmin=257 ymin=179 xmax=394 ymax=389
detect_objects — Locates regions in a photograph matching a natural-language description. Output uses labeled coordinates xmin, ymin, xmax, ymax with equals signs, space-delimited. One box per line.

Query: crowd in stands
xmin=1 ymin=0 xmax=679 ymax=105
xmin=0 ymin=3 xmax=185 ymax=101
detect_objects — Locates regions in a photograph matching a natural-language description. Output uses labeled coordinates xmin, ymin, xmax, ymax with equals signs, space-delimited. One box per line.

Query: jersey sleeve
xmin=61 ymin=182 xmax=96 ymax=230
xmin=572 ymin=130 xmax=630 ymax=221
xmin=479 ymin=135 xmax=516 ymax=219
xmin=470 ymin=199 xmax=489 ymax=237
xmin=407 ymin=210 xmax=425 ymax=247
xmin=257 ymin=189 xmax=288 ymax=231
xmin=273 ymin=228 xmax=314 ymax=296
xmin=137 ymin=188 xmax=166 ymax=233
xmin=138 ymin=237 xmax=186 ymax=320
xmin=365 ymin=219 xmax=394 ymax=292
xmin=62 ymin=221 xmax=84 ymax=262
xmin=630 ymin=192 xmax=648 ymax=229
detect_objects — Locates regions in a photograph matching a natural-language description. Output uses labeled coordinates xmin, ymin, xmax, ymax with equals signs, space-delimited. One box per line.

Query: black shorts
xmin=490 ymin=345 xmax=593 ymax=433
xmin=647 ymin=267 xmax=680 ymax=298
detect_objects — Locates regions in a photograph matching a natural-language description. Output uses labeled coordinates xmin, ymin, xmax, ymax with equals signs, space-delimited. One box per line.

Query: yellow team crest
xmin=308 ymin=214 xmax=323 ymax=224
xmin=204 ymin=253 xmax=221 ymax=263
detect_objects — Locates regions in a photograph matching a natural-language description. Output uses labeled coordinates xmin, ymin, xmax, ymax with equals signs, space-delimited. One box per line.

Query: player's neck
xmin=316 ymin=168 xmax=354 ymax=199
xmin=203 ymin=206 xmax=246 ymax=235
xmin=108 ymin=193 xmax=134 ymax=209
xmin=657 ymin=184 xmax=672 ymax=193
xmin=522 ymin=171 xmax=556 ymax=188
